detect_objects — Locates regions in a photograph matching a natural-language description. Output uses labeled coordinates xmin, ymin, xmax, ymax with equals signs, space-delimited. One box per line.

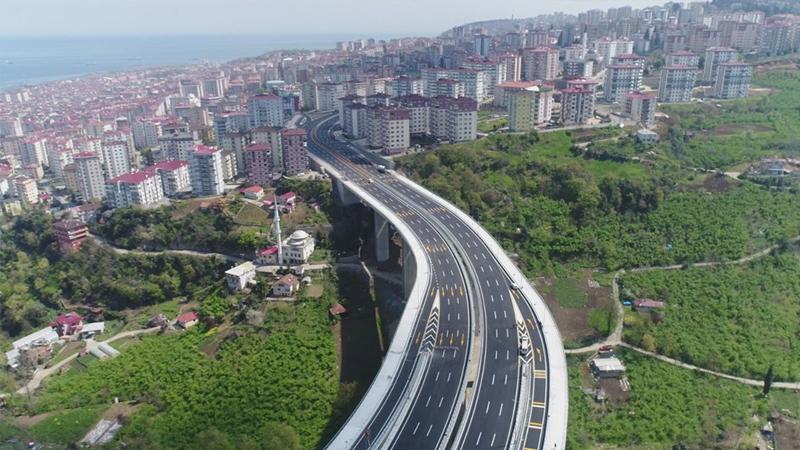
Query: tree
xmin=194 ymin=428 xmax=235 ymax=450
xmin=260 ymin=422 xmax=300 ymax=450
xmin=763 ymin=364 xmax=774 ymax=397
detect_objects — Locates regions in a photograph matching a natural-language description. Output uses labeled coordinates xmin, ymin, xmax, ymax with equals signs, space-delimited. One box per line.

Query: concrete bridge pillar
xmin=332 ymin=178 xmax=360 ymax=207
xmin=403 ymin=239 xmax=416 ymax=300
xmin=374 ymin=211 xmax=390 ymax=263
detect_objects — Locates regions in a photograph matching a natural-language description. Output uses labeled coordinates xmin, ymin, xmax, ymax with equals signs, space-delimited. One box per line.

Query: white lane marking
xmin=485 ymin=401 xmax=491 ymax=414
xmin=425 ymin=395 xmax=431 ymax=407
xmin=435 ymin=371 xmax=440 ymax=381
xmin=447 ymin=372 xmax=452 ymax=382
xmin=494 ymin=350 xmax=498 ymax=360
xmin=498 ymin=402 xmax=504 ymax=417
xmin=504 ymin=373 xmax=508 ymax=385
xmin=413 ymin=422 xmax=420 ymax=435
xmin=491 ymin=374 xmax=495 ymax=385
xmin=506 ymin=349 xmax=510 ymax=360
xmin=495 ymin=329 xmax=498 ymax=338
xmin=438 ymin=397 xmax=444 ymax=407
xmin=490 ymin=295 xmax=495 ymax=303
xmin=493 ymin=311 xmax=497 ymax=319
xmin=490 ymin=433 xmax=496 ymax=447
xmin=480 ymin=266 xmax=485 ymax=273
xmin=495 ymin=279 xmax=500 ymax=286
xmin=426 ymin=424 xmax=433 ymax=437
xmin=475 ymin=432 xmax=482 ymax=446
xmin=503 ymin=310 xmax=508 ymax=319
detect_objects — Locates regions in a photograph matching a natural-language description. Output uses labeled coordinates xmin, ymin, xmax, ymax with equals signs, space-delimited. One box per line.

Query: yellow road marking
xmin=461 ymin=335 xmax=465 ymax=346
xmin=531 ymin=401 xmax=545 ymax=407
xmin=528 ymin=421 xmax=542 ymax=429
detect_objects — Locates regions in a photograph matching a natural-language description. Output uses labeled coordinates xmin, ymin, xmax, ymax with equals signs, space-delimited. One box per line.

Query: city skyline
xmin=3 ymin=0 xmax=661 ymax=36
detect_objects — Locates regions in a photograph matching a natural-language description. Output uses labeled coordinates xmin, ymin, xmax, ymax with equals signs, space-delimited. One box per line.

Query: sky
xmin=2 ymin=0 xmax=663 ymax=37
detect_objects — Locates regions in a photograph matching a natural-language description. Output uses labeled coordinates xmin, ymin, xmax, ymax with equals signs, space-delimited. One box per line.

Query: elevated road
xmin=306 ymin=114 xmax=567 ymax=450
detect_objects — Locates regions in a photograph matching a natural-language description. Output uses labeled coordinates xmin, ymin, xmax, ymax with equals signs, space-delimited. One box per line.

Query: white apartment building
xmin=74 ymin=152 xmax=106 ymax=202
xmin=604 ymin=64 xmax=644 ymax=103
xmin=101 ymin=141 xmax=131 ymax=179
xmin=248 ymin=94 xmax=284 ymax=128
xmin=105 ymin=171 xmax=165 ymax=208
xmin=146 ymin=160 xmax=191 ymax=197
xmin=189 ymin=145 xmax=225 ymax=196
xmin=658 ymin=66 xmax=697 ymax=103
xmin=713 ymin=62 xmax=753 ymax=99
xmin=625 ymin=92 xmax=657 ymax=128
xmin=703 ymin=47 xmax=739 ymax=82
xmin=14 ymin=176 xmax=39 ymax=204
xmin=158 ymin=132 xmax=197 ymax=161
xmin=421 ymin=68 xmax=489 ymax=102
xmin=316 ymin=82 xmax=347 ymax=112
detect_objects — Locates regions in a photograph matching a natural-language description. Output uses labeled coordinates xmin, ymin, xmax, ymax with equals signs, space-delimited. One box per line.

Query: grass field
xmin=552 ymin=278 xmax=588 ymax=308
xmin=28 ymin=406 xmax=105 ymax=444
xmin=233 ymin=203 xmax=271 ymax=227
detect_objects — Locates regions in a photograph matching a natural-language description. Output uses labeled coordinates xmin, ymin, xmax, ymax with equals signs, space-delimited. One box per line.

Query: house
xmin=78 ymin=322 xmax=105 ymax=340
xmin=241 ymin=185 xmax=264 ymax=200
xmin=272 ymin=274 xmax=300 ymax=297
xmin=255 ymin=246 xmax=280 ymax=265
xmin=52 ymin=312 xmax=83 ymax=336
xmin=636 ymin=128 xmax=659 ymax=145
xmin=225 ymin=261 xmax=257 ymax=291
xmin=277 ymin=191 xmax=296 ymax=206
xmin=328 ymin=303 xmax=348 ymax=318
xmin=591 ymin=356 xmax=627 ymax=379
xmin=175 ymin=312 xmax=199 ymax=329
xmin=5 ymin=327 xmax=60 ymax=368
xmin=633 ymin=298 xmax=665 ymax=313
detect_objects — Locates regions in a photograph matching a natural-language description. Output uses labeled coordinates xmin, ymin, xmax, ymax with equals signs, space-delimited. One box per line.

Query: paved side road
xmin=620 ymin=342 xmax=800 ymax=390
xmin=88 ymin=233 xmax=246 ymax=263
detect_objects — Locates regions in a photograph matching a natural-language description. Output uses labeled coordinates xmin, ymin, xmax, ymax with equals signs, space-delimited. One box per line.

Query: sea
xmin=0 ymin=34 xmax=402 ymax=91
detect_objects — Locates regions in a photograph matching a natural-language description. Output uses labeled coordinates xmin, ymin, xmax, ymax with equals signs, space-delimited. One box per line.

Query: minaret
xmin=273 ymin=196 xmax=283 ymax=266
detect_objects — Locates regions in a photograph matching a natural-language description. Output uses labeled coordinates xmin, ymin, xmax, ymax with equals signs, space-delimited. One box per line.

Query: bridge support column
xmin=402 ymin=239 xmax=416 ymax=300
xmin=374 ymin=211 xmax=390 ymax=263
xmin=332 ymin=178 xmax=360 ymax=207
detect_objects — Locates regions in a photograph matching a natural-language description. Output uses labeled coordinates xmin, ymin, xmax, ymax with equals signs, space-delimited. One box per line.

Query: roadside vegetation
xmin=621 ymin=246 xmax=800 ymax=381
xmin=568 ymin=349 xmax=769 ymax=449
xmin=0 ymin=212 xmax=224 ymax=338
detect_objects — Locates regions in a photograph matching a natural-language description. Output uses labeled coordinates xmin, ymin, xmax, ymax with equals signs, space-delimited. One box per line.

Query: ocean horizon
xmin=0 ymin=33 xmax=410 ymax=91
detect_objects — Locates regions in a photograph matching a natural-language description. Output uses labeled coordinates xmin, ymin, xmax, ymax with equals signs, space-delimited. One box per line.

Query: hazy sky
xmin=2 ymin=0 xmax=662 ymax=36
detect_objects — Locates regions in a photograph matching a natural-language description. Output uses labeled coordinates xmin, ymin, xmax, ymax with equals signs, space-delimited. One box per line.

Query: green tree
xmin=763 ymin=364 xmax=774 ymax=397
xmin=260 ymin=422 xmax=301 ymax=450
xmin=194 ymin=428 xmax=235 ymax=450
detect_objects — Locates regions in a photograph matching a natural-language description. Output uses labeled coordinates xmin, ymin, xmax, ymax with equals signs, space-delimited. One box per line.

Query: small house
xmin=636 ymin=128 xmax=659 ymax=145
xmin=225 ymin=261 xmax=257 ymax=292
xmin=175 ymin=312 xmax=199 ymax=329
xmin=277 ymin=191 xmax=296 ymax=206
xmin=591 ymin=356 xmax=626 ymax=379
xmin=52 ymin=312 xmax=83 ymax=336
xmin=272 ymin=274 xmax=300 ymax=297
xmin=241 ymin=185 xmax=264 ymax=200
xmin=255 ymin=246 xmax=280 ymax=265
xmin=633 ymin=298 xmax=665 ymax=313
xmin=79 ymin=322 xmax=105 ymax=340
xmin=5 ymin=327 xmax=60 ymax=368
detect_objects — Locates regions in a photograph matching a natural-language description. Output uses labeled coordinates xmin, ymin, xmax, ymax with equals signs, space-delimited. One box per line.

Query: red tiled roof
xmin=176 ymin=311 xmax=198 ymax=323
xmin=257 ymin=246 xmax=279 ymax=256
xmin=194 ymin=144 xmax=220 ymax=155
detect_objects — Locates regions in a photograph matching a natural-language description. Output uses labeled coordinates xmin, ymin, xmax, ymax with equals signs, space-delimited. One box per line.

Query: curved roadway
xmin=306 ymin=114 xmax=567 ymax=450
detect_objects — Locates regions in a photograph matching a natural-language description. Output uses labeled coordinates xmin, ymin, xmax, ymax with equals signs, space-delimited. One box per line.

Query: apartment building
xmin=105 ymin=171 xmax=165 ymax=208
xmin=507 ymin=85 xmax=554 ymax=131
xmin=280 ymin=128 xmax=308 ymax=176
xmin=189 ymin=145 xmax=225 ymax=196
xmin=248 ymin=94 xmax=284 ymax=128
xmin=560 ymin=86 xmax=596 ymax=125
xmin=145 ymin=160 xmax=191 ymax=197
xmin=101 ymin=141 xmax=131 ymax=179
xmin=74 ymin=152 xmax=106 ymax=202
xmin=244 ymin=143 xmax=274 ymax=186
xmin=368 ymin=108 xmax=411 ymax=155
xmin=604 ymin=64 xmax=644 ymax=103
xmin=658 ymin=66 xmax=697 ymax=103
xmin=703 ymin=47 xmax=739 ymax=82
xmin=624 ymin=92 xmax=657 ymax=128
xmin=521 ymin=47 xmax=559 ymax=81
xmin=713 ymin=62 xmax=753 ymax=99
